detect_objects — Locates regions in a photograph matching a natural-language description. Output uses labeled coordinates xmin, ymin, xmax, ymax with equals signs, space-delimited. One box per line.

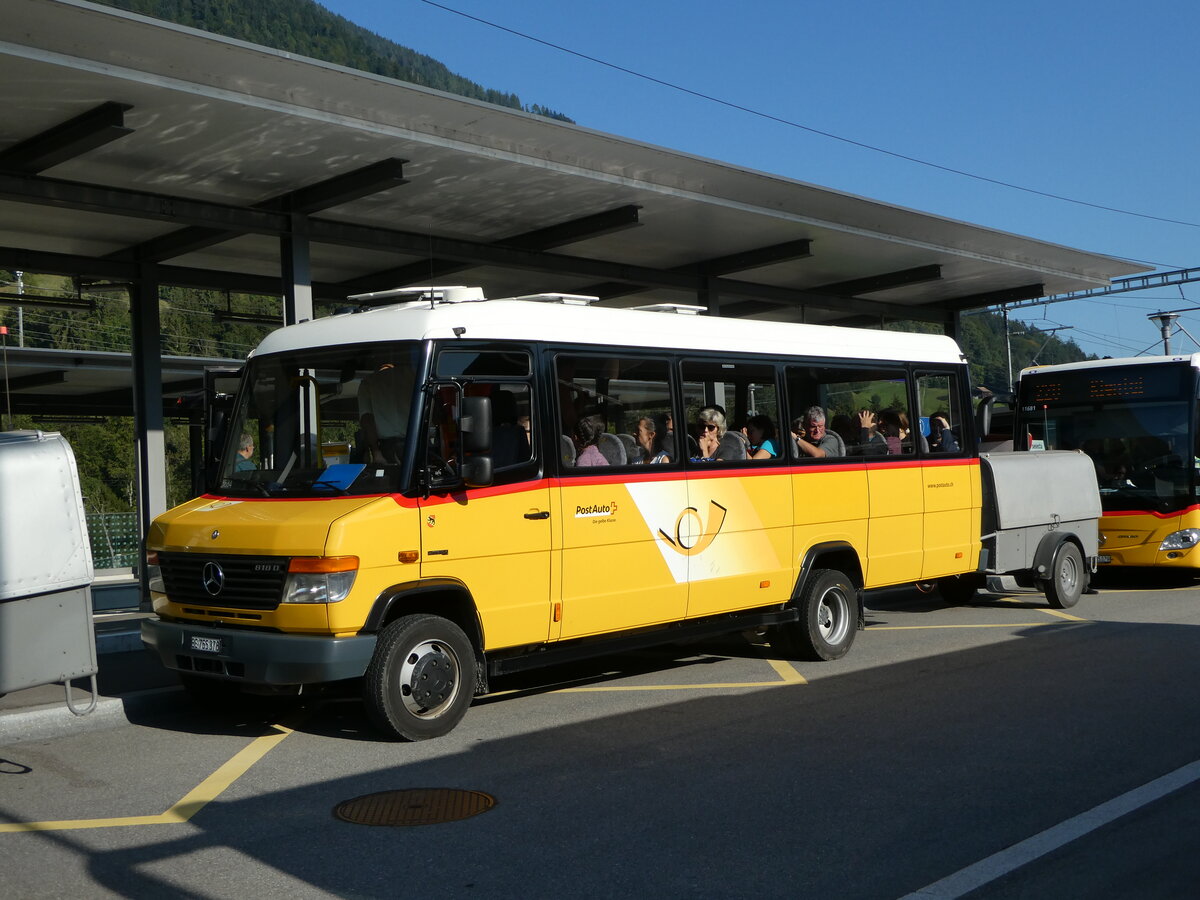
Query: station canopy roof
xmin=0 ymin=0 xmax=1149 ymax=418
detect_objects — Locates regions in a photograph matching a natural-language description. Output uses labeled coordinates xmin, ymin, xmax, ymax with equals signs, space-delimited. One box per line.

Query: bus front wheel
xmin=362 ymin=614 xmax=475 ymax=741
xmin=772 ymin=568 xmax=858 ymax=661
xmin=1041 ymin=542 xmax=1084 ymax=610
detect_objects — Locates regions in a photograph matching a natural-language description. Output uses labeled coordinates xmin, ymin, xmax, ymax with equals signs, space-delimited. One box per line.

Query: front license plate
xmin=189 ymin=635 xmax=222 ymax=654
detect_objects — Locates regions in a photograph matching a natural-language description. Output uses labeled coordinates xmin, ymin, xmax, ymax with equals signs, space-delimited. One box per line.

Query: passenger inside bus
xmin=694 ymin=406 xmax=747 ymax=461
xmin=633 ymin=416 xmax=671 ymax=464
xmin=572 ymin=415 xmax=608 ymax=467
xmin=793 ymin=406 xmax=844 ymax=458
xmin=743 ymin=414 xmax=779 ymax=459
xmin=358 ymin=359 xmax=413 ymax=463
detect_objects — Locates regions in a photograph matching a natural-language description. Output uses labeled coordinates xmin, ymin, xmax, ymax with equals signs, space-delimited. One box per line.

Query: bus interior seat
xmin=597 ymin=432 xmax=627 ymax=465
xmin=617 ymin=432 xmax=640 ymax=463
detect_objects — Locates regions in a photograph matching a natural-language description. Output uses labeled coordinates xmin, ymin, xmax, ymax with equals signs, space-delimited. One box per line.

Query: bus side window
xmin=554 ymin=353 xmax=675 ymax=470
xmin=786 ymin=365 xmax=912 ymax=458
xmin=680 ymin=359 xmax=780 ymax=465
xmin=917 ymin=372 xmax=965 ymax=455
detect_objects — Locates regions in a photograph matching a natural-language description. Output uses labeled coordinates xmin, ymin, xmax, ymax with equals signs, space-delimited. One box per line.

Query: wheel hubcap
xmin=817 ymin=588 xmax=850 ymax=644
xmin=1059 ymin=554 xmax=1079 ymax=595
xmin=398 ymin=639 xmax=460 ymax=718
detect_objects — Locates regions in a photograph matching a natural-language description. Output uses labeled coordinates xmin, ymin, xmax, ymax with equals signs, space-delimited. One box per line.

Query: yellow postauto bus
xmin=143 ymin=288 xmax=989 ymax=740
xmin=1017 ymin=354 xmax=1200 ymax=569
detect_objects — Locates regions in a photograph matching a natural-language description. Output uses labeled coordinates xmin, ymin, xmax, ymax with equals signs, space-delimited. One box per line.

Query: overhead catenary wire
xmin=417 ymin=0 xmax=1200 ymax=230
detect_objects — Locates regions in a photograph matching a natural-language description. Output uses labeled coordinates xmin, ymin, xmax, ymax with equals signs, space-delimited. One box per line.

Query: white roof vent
xmin=502 ymin=293 xmax=598 ymax=306
xmin=630 ymin=303 xmax=707 ymax=315
xmin=346 ymin=285 xmax=486 ymax=305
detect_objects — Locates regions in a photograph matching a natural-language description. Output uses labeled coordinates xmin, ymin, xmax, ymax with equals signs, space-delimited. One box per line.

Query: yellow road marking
xmin=0 ymin=724 xmax=293 ymax=834
xmin=1039 ymin=607 xmax=1087 ymax=622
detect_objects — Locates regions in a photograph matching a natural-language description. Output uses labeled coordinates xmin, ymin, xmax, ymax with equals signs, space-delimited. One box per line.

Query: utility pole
xmin=1002 ymin=305 xmax=1013 ymax=392
xmin=1148 ymin=311 xmax=1182 ymax=354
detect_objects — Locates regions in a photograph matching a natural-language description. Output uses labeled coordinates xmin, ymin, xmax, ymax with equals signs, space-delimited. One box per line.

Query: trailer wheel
xmin=362 ymin=614 xmax=474 ymax=741
xmin=1042 ymin=542 xmax=1084 ymax=609
xmin=771 ymin=568 xmax=857 ymax=661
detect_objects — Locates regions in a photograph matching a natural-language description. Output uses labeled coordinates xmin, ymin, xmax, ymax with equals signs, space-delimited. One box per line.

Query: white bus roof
xmin=253 ymin=295 xmax=965 ymax=366
xmin=1020 ymin=354 xmax=1200 ymax=378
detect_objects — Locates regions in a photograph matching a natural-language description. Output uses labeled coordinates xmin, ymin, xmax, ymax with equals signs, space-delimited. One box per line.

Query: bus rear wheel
xmin=1042 ymin=542 xmax=1084 ymax=609
xmin=771 ymin=568 xmax=858 ymax=661
xmin=362 ymin=614 xmax=475 ymax=741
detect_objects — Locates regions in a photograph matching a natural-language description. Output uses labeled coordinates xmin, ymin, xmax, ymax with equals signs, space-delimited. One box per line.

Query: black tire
xmin=937 ymin=573 xmax=982 ymax=605
xmin=362 ymin=614 xmax=475 ymax=741
xmin=1042 ymin=541 xmax=1084 ymax=609
xmin=771 ymin=568 xmax=858 ymax=661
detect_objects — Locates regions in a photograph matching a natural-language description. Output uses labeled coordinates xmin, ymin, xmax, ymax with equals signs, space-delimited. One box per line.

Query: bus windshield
xmin=1018 ymin=362 xmax=1198 ymax=512
xmin=216 ymin=341 xmax=422 ymax=497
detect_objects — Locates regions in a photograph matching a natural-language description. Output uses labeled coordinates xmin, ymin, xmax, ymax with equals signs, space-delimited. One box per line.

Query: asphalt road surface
xmin=3 ymin=572 xmax=1200 ymax=899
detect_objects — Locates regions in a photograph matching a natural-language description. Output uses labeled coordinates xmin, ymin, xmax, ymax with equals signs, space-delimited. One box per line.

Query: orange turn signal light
xmin=288 ymin=556 xmax=359 ymax=573
xmin=398 ymin=551 xmax=419 ymax=564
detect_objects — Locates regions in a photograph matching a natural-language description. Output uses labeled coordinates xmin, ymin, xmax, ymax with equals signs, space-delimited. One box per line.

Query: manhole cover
xmin=333 ymin=789 xmax=496 ymax=826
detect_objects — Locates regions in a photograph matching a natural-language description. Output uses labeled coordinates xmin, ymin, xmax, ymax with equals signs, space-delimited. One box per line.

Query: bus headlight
xmin=1159 ymin=530 xmax=1200 ymax=551
xmin=283 ymin=556 xmax=358 ymax=603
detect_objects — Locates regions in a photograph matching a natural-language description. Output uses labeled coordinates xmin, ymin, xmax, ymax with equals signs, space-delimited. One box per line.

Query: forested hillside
xmin=91 ymin=0 xmax=572 ymax=122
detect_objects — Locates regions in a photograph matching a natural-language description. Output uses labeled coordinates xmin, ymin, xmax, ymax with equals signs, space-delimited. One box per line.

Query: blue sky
xmin=319 ymin=0 xmax=1200 ymax=360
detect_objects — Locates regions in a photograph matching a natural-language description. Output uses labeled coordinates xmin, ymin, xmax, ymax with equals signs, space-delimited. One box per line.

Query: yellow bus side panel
xmin=866 ymin=466 xmax=924 ymax=586
xmin=558 ymin=478 xmax=688 ymax=638
xmin=685 ymin=472 xmax=792 ymax=617
xmin=920 ymin=461 xmax=981 ymax=580
xmin=921 ymin=509 xmax=976 ymax=579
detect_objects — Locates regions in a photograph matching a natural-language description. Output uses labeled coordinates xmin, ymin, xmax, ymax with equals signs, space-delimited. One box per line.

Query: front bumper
xmin=141 ymin=617 xmax=376 ymax=685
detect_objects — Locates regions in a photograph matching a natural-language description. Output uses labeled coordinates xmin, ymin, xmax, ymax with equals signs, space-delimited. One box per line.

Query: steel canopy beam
xmin=107 ymin=158 xmax=411 ymax=263
xmin=578 ymin=239 xmax=814 ymax=301
xmin=717 ymin=264 xmax=944 ymax=318
xmin=343 ymin=204 xmax=643 ymax=294
xmin=0 ymin=102 xmax=134 ymax=174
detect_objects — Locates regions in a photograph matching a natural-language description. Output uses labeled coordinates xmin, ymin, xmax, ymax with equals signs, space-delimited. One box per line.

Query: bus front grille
xmin=159 ymin=553 xmax=287 ymax=610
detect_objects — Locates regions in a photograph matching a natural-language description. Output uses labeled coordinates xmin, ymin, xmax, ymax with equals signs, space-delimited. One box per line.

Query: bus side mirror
xmin=460 ymin=396 xmax=492 ymax=454
xmin=975 ymin=393 xmax=994 ymax=439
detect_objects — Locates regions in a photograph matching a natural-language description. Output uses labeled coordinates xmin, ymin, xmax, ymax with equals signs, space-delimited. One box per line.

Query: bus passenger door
xmin=419 ymin=484 xmax=552 ymax=651
xmin=419 ymin=361 xmax=553 ymax=652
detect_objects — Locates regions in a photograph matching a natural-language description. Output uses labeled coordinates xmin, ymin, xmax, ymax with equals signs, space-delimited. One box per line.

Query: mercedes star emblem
xmin=202 ymin=561 xmax=225 ymax=596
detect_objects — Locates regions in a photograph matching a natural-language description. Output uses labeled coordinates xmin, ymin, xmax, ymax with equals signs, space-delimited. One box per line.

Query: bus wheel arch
xmin=772 ymin=544 xmax=862 ymax=661
xmin=364 ymin=579 xmax=487 ymax=694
